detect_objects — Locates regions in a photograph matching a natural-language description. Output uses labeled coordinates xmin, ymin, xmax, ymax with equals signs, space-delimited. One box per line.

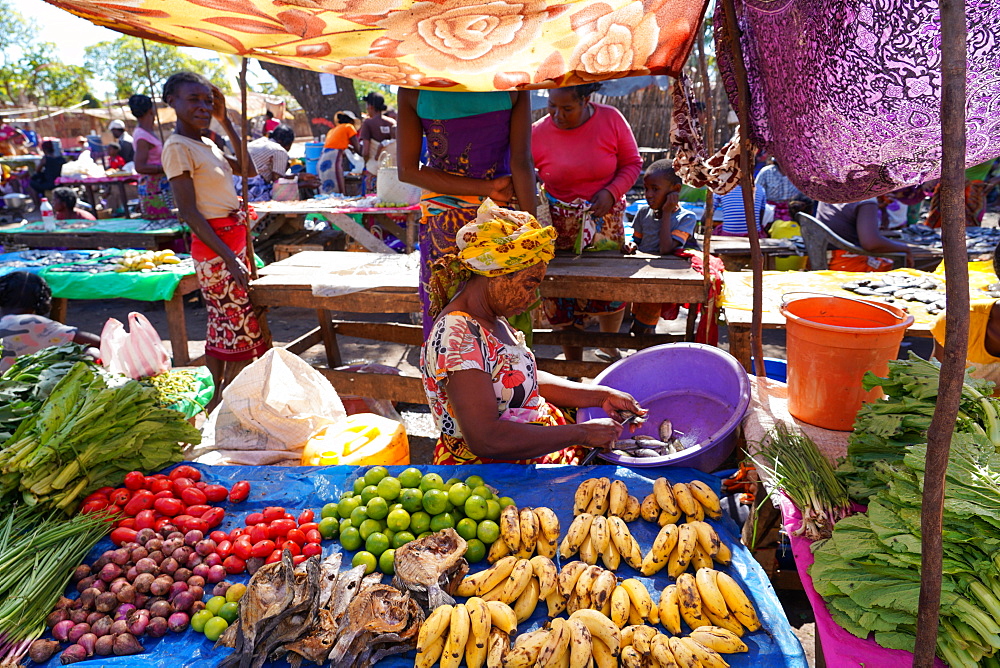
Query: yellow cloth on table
xmin=930 ymin=299 xmax=1000 ymax=386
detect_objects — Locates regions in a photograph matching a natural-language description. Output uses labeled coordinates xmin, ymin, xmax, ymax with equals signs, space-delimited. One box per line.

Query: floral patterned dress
xmin=420 ymin=311 xmax=583 ymax=465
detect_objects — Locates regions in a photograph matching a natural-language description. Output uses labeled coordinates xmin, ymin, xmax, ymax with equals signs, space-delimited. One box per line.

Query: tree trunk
xmin=256 ymin=61 xmax=360 ymax=139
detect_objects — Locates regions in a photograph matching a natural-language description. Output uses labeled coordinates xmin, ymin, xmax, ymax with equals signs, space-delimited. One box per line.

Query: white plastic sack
xmin=188 ymin=348 xmax=346 ymax=466
xmin=60 ymin=151 xmax=106 ymax=178
xmin=100 ymin=312 xmax=171 ymax=379
xmin=376 ymin=148 xmax=421 ymax=206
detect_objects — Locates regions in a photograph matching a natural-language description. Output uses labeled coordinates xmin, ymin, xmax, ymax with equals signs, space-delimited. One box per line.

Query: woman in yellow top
xmin=320 ymin=111 xmax=360 ymax=194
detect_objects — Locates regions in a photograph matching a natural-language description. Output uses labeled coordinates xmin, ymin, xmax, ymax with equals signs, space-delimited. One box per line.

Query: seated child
xmin=107 ymin=143 xmax=126 ymax=170
xmin=51 ymin=187 xmax=96 ymax=221
xmin=0 ymin=272 xmax=100 ymax=372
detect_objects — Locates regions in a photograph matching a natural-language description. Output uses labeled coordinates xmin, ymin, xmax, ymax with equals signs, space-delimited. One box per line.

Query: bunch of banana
xmin=502 ymin=609 xmax=622 ymax=668
xmin=573 ymin=478 xmax=642 ymax=520
xmin=114 ymin=249 xmax=181 ymax=272
xmin=491 ymin=505 xmax=560 ymax=561
xmin=619 ymin=624 xmax=747 ymax=668
xmin=559 ymin=513 xmax=642 ymax=571
xmin=457 ymin=555 xmax=560 ymax=622
xmin=644 ymin=520 xmax=732 ymax=578
xmin=416 ymin=598 xmax=518 ymax=668
xmin=547 ymin=562 xmax=621 ymax=618
xmin=607 ymin=577 xmax=659 ymax=628
xmin=657 ymin=569 xmax=761 ymax=637
xmin=642 ymin=479 xmax=724 ymax=525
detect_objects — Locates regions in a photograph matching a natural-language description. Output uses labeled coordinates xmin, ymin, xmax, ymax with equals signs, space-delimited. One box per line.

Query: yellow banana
xmin=676 ymin=573 xmax=709 ymax=630
xmin=620 ymin=645 xmax=643 ymax=668
xmin=530 ymin=555 xmax=558 ymax=600
xmin=691 ymin=543 xmax=714 ymax=571
xmin=585 ymin=477 xmax=612 ymax=516
xmin=415 ymin=635 xmax=446 ymax=668
xmin=500 ymin=559 xmax=534 ymax=604
xmin=696 ymin=568 xmax=729 ymax=619
xmin=673 ymin=523 xmax=697 ymax=575
xmin=574 ymin=478 xmax=598 ymax=515
xmin=659 ymin=504 xmax=683 ymax=526
xmin=690 ymin=626 xmax=748 ymax=653
xmin=578 ymin=534 xmax=598 ymax=566
xmin=640 ymin=493 xmax=661 ymax=522
xmin=481 ymin=581 xmax=507 ymax=602
xmin=488 ymin=535 xmax=512 ymax=563
xmin=574 ymin=565 xmax=605 ymax=604
xmin=666 ymin=543 xmax=685 ymax=580
xmin=536 ymin=617 xmax=570 ymax=668
xmin=503 ymin=630 xmax=547 ymax=668
xmin=672 ymin=483 xmax=698 ymax=517
xmin=623 ymin=495 xmax=641 ymax=522
xmin=601 ymin=537 xmax=621 ymax=571
xmin=479 ymin=556 xmax=518 ymax=595
xmin=560 ymin=513 xmax=595 ymax=559
xmin=486 ymin=600 xmax=518 ymax=634
xmin=703 ymin=607 xmax=744 ymax=637
xmin=545 ymin=589 xmax=568 ymax=617
xmin=608 ymin=516 xmax=642 ymax=569
xmin=667 ymin=636 xmax=700 ymax=668
xmin=653 ymin=477 xmax=680 ymax=516
xmin=441 ymin=603 xmax=470 ymax=668
xmin=458 ymin=569 xmax=494 ymax=597
xmin=589 ymin=515 xmax=610 ymax=554
xmin=658 ymin=584 xmax=682 ymax=635
xmin=628 ymin=604 xmax=644 ymax=627
xmin=500 ymin=505 xmax=521 ymax=552
xmin=620 ymin=578 xmax=654 ymax=620
xmin=558 ymin=561 xmax=589 ymax=598
xmin=608 ymin=480 xmax=629 ymax=517
xmin=590 ymin=637 xmax=617 ymax=668
xmin=487 ymin=628 xmax=510 ymax=668
xmin=688 ymin=502 xmax=705 ymax=522
xmin=466 ymin=597 xmax=491 ymax=659
xmin=630 ymin=625 xmax=657 ymax=654
xmin=591 ymin=569 xmax=617 ymax=612
xmin=519 ymin=508 xmax=539 ymax=555
xmin=512 ymin=576 xmax=540 ymax=623
xmin=600 ymin=597 xmax=612 ymax=620
xmin=569 ymin=609 xmax=621 ymax=657
xmin=566 ymin=590 xmax=582 ymax=615
xmin=691 ymin=521 xmax=721 ymax=558
xmin=648 ymin=597 xmax=660 ymax=625
xmin=642 ymin=523 xmax=679 ymax=576
xmin=417 ymin=603 xmax=453 ymax=652
xmin=533 ymin=507 xmax=561 ymax=554
xmin=651 ymin=633 xmax=679 ymax=668
xmin=714 ymin=541 xmax=732 ymax=566
xmin=687 ymin=480 xmax=723 ymax=519
xmin=620 ymin=624 xmax=639 ymax=648
xmin=610 ymin=586 xmax=631 ymax=628
xmin=467 ymin=625 xmax=488 ymax=668
xmin=715 ymin=571 xmax=761 ymax=631
xmin=567 ymin=618 xmax=593 ymax=668
xmin=680 ymin=637 xmax=730 ymax=668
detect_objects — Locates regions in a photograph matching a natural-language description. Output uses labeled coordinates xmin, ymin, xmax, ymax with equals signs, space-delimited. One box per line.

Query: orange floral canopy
xmin=46 ymin=0 xmax=709 ymax=91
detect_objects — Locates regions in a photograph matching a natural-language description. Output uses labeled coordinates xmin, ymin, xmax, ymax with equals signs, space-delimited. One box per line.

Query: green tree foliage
xmin=353 ymin=81 xmax=397 ymax=110
xmin=84 ymin=37 xmax=232 ymax=100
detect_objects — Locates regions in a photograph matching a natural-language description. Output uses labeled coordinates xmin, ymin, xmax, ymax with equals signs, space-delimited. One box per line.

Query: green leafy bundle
xmin=0 ymin=362 xmax=201 ymax=513
xmin=0 ymin=344 xmax=94 ymax=442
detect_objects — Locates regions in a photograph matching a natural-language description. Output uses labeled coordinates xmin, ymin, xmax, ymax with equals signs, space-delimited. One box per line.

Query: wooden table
xmin=251 ymin=251 xmax=708 ymax=402
xmin=252 ymin=201 xmax=420 ymax=253
xmin=698 ymin=236 xmax=799 ymax=271
xmin=55 ymin=174 xmax=139 ymax=217
xmin=0 ymin=217 xmax=186 ymax=251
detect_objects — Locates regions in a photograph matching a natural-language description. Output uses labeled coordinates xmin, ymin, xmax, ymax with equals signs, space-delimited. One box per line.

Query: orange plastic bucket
xmin=779 ymin=295 xmax=913 ymax=430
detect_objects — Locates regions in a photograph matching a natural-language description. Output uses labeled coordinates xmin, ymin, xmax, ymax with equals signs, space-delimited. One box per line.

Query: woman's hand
xmin=577 ymin=418 xmax=624 ymax=449
xmin=601 ymin=390 xmax=646 ymax=430
xmin=226 ymin=256 xmax=251 ymax=293
xmin=590 ymin=189 xmax=616 ymax=217
xmin=487 ymin=175 xmax=514 ymax=204
xmin=211 ymin=86 xmax=228 ymax=124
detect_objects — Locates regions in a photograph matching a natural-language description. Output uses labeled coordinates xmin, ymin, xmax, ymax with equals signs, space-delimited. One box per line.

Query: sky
xmin=23 ymin=0 xmax=275 ymax=98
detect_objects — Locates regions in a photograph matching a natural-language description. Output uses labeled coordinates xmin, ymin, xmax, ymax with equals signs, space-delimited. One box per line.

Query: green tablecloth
xmin=40 ymin=249 xmax=193 ymax=301
xmin=0 ymin=218 xmax=186 ymax=235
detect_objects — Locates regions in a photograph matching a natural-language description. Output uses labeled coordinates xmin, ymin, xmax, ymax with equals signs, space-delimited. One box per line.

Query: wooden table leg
xmin=50 ymin=297 xmax=68 ymax=323
xmin=317 ymin=309 xmax=343 ymax=367
xmin=165 ymin=291 xmax=190 ymax=367
xmin=406 ymin=211 xmax=417 ymax=253
xmin=728 ymin=322 xmax=752 ymax=372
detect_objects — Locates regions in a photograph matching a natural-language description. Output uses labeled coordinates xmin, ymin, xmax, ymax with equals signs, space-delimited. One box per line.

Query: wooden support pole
xmin=720 ymin=0 xmax=766 ymax=376
xmin=697 ymin=29 xmax=717 ymax=341
xmin=140 ymin=40 xmax=166 ymax=144
xmin=239 ymin=59 xmax=256 ymax=280
xmin=913 ymin=0 xmax=969 ymax=664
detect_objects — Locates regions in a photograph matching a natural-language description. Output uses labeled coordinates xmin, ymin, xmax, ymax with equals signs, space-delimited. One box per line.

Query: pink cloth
xmin=132 ymin=126 xmax=163 ymax=167
xmin=778 ymin=495 xmax=946 ymax=668
xmin=531 ymin=103 xmax=642 ymax=203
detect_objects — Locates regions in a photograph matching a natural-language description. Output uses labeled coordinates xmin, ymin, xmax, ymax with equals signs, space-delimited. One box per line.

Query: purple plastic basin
xmin=578 ymin=343 xmax=751 ymax=472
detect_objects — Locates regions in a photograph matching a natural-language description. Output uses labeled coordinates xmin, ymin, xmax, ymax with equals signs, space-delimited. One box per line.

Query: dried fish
xmin=391 ymin=528 xmax=468 ymax=611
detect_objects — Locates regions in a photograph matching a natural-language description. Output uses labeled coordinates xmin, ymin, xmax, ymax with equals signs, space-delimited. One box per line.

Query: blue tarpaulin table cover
xmin=41 ymin=463 xmax=806 ymax=667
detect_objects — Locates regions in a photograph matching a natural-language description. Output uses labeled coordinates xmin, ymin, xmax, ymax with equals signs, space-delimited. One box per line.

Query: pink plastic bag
xmin=100 ymin=312 xmax=171 ymax=379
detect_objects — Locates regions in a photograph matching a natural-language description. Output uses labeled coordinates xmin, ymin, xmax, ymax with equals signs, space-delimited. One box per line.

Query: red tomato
xmin=265 ymin=551 xmax=283 ymax=564
xmin=305 ymin=529 xmax=322 ymax=544
xmin=153 ymin=490 xmax=175 ymax=500
xmin=286 ymin=528 xmax=307 ymax=546
xmin=262 ymin=506 xmax=285 ymax=523
xmin=154 ymin=517 xmax=172 ymax=531
xmin=229 ymin=481 xmax=250 ymax=503
xmin=201 ymin=508 xmax=225 ymax=528
xmin=172 ymin=477 xmax=194 ymax=494
xmin=283 ymin=514 xmax=295 ymax=523
xmin=251 ymin=540 xmax=275 ymax=558
xmin=273 ymin=537 xmax=285 ymax=551
xmin=185 ymin=505 xmax=211 ymax=517
xmin=302 ymin=543 xmax=322 ymax=558
xmin=186 ymin=518 xmax=209 ymax=534
xmin=79 ymin=498 xmax=110 ymax=514
xmin=223 ymin=555 xmax=246 ymax=574
xmin=210 ymin=530 xmax=228 ymax=543
xmin=149 ymin=478 xmax=173 ymax=494
xmin=233 ymin=538 xmax=253 ymax=561
xmin=297 ymin=522 xmax=319 ymax=534
xmin=216 ymin=540 xmax=233 ymax=558
xmin=244 ymin=512 xmax=265 ymax=527
xmin=122 ymin=492 xmax=154 ymax=517
xmin=110 ymin=527 xmax=138 ymax=545
xmin=153 ymin=497 xmax=184 ymax=517
xmin=109 ymin=489 xmax=131 ymax=506
xmin=203 ymin=485 xmax=228 ymax=503
xmin=123 ymin=471 xmax=146 ymax=491
xmin=268 ymin=519 xmax=296 ymax=538
xmin=283 ymin=541 xmax=301 ymax=557
xmin=292 ymin=555 xmax=307 ymax=565
xmin=228 ymin=528 xmax=245 ymax=540
xmin=81 ymin=491 xmax=109 ymax=504
xmin=143 ymin=476 xmax=157 ymax=489
xmin=181 ymin=487 xmax=208 ymax=507
xmin=108 ymin=506 xmax=125 ymax=521
xmin=297 ymin=509 xmax=315 ymax=525
xmin=95 ymin=486 xmax=116 ymax=497
xmin=173 ymin=515 xmax=195 ymax=531
xmin=135 ymin=510 xmax=157 ymax=530
xmin=248 ymin=525 xmax=270 ymax=544
xmin=195 ymin=481 xmax=208 ymax=489
xmin=169 ymin=465 xmax=201 ymax=482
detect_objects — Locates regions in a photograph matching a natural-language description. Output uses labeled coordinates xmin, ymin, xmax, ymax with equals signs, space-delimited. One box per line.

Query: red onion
xmin=150 ymin=577 xmax=172 ymax=597
xmin=145 ymin=538 xmax=164 ymax=552
xmin=173 ymin=567 xmax=192 ymax=583
xmin=126 ymin=566 xmax=139 ymax=582
xmin=134 ymin=593 xmax=149 ymax=608
xmin=171 ymin=591 xmax=195 ymax=612
xmin=99 ymin=563 xmax=122 ymax=583
xmin=109 ymin=619 xmax=129 ymax=636
xmin=91 ymin=579 xmax=108 ymax=593
xmin=112 ymin=548 xmax=131 ymax=566
xmin=60 ymin=644 xmax=88 ymax=664
xmin=204 ymin=553 xmax=223 ymax=568
xmin=114 ymin=603 xmax=136 ymax=621
xmin=117 ymin=584 xmax=136 ymax=604
xmin=191 ymin=600 xmax=206 ymax=614
xmin=147 ymin=617 xmax=168 ymax=638
xmin=94 ymin=634 xmax=116 ymax=656
xmin=128 ymin=612 xmax=150 ymax=636
xmin=76 ymin=576 xmax=96 ymax=594
xmin=192 ymin=564 xmax=209 ymax=579
xmin=160 ymin=557 xmax=179 ymax=576
xmin=109 ymin=578 xmax=128 ymax=595
xmin=77 ymin=632 xmax=97 ymax=656
xmin=172 ymin=547 xmax=193 ymax=564
xmin=28 ymin=639 xmax=60 ymax=663
xmin=46 ymin=609 xmax=69 ymax=627
xmin=70 ymin=565 xmax=91 ymax=583
xmin=133 ymin=573 xmax=155 ymax=594
xmin=55 ymin=596 xmax=75 ymax=610
xmin=147 ymin=550 xmax=165 ymax=566
xmin=188 ymin=585 xmax=204 ymax=602
xmin=187 ymin=575 xmax=205 ymax=589
xmin=166 ymin=530 xmax=183 ymax=540
xmin=187 ymin=553 xmax=203 ymax=569
xmin=130 ymin=546 xmax=149 ymax=563
xmin=113 ymin=633 xmax=144 ymax=656
xmin=148 ymin=600 xmax=172 ymax=619
xmin=184 ymin=530 xmax=204 ymax=547
xmin=91 ymin=615 xmax=113 ymax=637
xmin=135 ymin=558 xmax=157 ymax=575
xmin=69 ymin=609 xmax=89 ymax=624
xmin=95 ymin=592 xmax=118 ymax=613
xmin=167 ymin=611 xmax=190 ymax=632
xmin=52 ymin=619 xmax=75 ymax=642
xmin=86 ymin=611 xmax=105 ymax=626
xmin=92 ymin=554 xmax=111 ymax=571
xmin=67 ymin=622 xmax=91 ymax=644
xmin=195 ymin=539 xmax=217 ymax=557
xmin=207 ymin=565 xmax=227 ymax=584
xmin=136 ymin=528 xmax=157 ymax=544
xmin=212 ymin=582 xmax=231 ymax=598
xmin=168 ymin=581 xmax=188 ymax=599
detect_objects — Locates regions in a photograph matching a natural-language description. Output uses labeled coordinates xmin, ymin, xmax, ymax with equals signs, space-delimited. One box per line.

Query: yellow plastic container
xmin=301 ymin=413 xmax=410 ymax=466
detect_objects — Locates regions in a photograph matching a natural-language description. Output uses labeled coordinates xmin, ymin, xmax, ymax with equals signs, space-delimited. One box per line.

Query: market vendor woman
xmin=420 ymin=200 xmax=645 ymax=465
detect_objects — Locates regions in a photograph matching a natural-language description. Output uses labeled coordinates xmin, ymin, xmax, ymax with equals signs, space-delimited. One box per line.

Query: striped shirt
xmin=714 ymin=185 xmax=765 ymax=235
xmin=755 ymin=165 xmax=803 ymax=202
xmin=247 ymin=137 xmax=289 ymax=183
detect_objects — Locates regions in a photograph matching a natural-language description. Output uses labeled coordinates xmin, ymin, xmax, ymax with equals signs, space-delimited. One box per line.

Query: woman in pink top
xmin=129 ymin=94 xmax=175 ymax=220
xmin=532 ymin=83 xmax=642 ymax=362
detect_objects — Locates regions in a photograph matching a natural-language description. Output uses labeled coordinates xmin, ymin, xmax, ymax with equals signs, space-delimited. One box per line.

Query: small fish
xmin=659 ymin=419 xmax=673 ymax=441
xmin=614 ymin=409 xmax=647 ymax=426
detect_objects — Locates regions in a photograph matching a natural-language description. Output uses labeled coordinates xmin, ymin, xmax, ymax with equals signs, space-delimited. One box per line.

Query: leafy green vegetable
xmin=0 ymin=344 xmax=94 ymax=442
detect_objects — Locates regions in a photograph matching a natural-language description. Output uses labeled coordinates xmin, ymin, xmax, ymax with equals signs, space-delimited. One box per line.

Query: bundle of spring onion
xmin=751 ymin=424 xmax=852 ymax=540
xmin=0 ymin=505 xmax=109 ymax=666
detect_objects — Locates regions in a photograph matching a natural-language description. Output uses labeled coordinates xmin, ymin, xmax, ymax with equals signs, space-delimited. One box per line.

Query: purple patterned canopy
xmin=715 ymin=0 xmax=1000 ymax=203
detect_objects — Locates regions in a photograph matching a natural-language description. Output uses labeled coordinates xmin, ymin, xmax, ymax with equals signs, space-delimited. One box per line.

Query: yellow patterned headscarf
xmin=457 ymin=199 xmax=556 ymax=276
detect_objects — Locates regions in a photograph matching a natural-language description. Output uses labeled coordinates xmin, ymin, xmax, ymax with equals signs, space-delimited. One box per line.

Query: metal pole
xmin=720 ymin=0 xmax=766 ymax=376
xmin=913 ymin=0 xmax=969 ymax=664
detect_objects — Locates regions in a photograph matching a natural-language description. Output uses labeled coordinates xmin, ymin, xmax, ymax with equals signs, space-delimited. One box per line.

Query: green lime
xmin=465 ymin=475 xmax=485 ymax=489
xmin=389 ymin=503 xmax=404 ymax=513
xmin=399 ymin=467 xmax=423 ymax=488
xmin=360 ymin=485 xmax=379 ymax=504
xmin=485 ymin=499 xmax=501 ymax=521
xmin=444 ymin=500 xmax=456 ymax=514
xmin=419 ymin=473 xmax=445 ymax=492
xmin=418 ymin=531 xmax=433 ymax=539
xmin=445 ymin=477 xmax=462 ymax=489
xmin=387 ymin=508 xmax=411 ymax=532
xmin=350 ymin=506 xmax=368 ymax=527
xmin=400 ymin=488 xmax=424 ymax=513
xmin=352 ymin=477 xmax=367 ymax=494
xmin=464 ymin=495 xmax=488 ymax=521
xmin=339 ymin=518 xmax=353 ymax=534
xmin=422 ymin=489 xmax=449 ymax=515
xmin=218 ymin=601 xmax=240 ymax=624
xmin=377 ymin=477 xmax=402 ymax=501
xmin=448 ymin=483 xmax=472 ymax=507
xmin=430 ymin=513 xmax=455 ymax=532
xmin=226 ymin=584 xmax=247 ymax=602
xmin=447 ymin=511 xmax=463 ymax=528
xmin=338 ymin=496 xmax=360 ymax=519
xmin=352 ymin=551 xmax=377 ymax=574
xmin=319 ymin=516 xmax=339 ymax=539
xmin=456 ymin=517 xmax=478 ymax=541
xmin=410 ymin=511 xmax=431 ymax=535
xmin=364 ymin=466 xmax=389 ymax=486
xmin=340 ymin=526 xmax=362 ymax=551
xmin=191 ymin=609 xmax=214 ymax=633
xmin=465 ymin=538 xmax=486 ymax=563
xmin=366 ymin=532 xmax=390 ymax=557
xmin=359 ymin=518 xmax=382 ymax=541
xmin=383 ymin=527 xmax=396 ymax=544
xmin=206 ymin=596 xmax=227 ymax=616
xmin=366 ymin=496 xmax=389 ymax=520
xmin=471 ymin=485 xmax=493 ymax=500
xmin=379 ymin=548 xmax=396 ymax=575
xmin=498 ymin=496 xmax=516 ymax=509
xmin=477 ymin=519 xmax=500 ymax=544
xmin=203 ymin=616 xmax=229 ymax=642
xmin=340 ymin=491 xmax=355 ymax=500
xmin=392 ymin=531 xmax=415 ymax=549
xmin=320 ymin=502 xmax=339 ymax=519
